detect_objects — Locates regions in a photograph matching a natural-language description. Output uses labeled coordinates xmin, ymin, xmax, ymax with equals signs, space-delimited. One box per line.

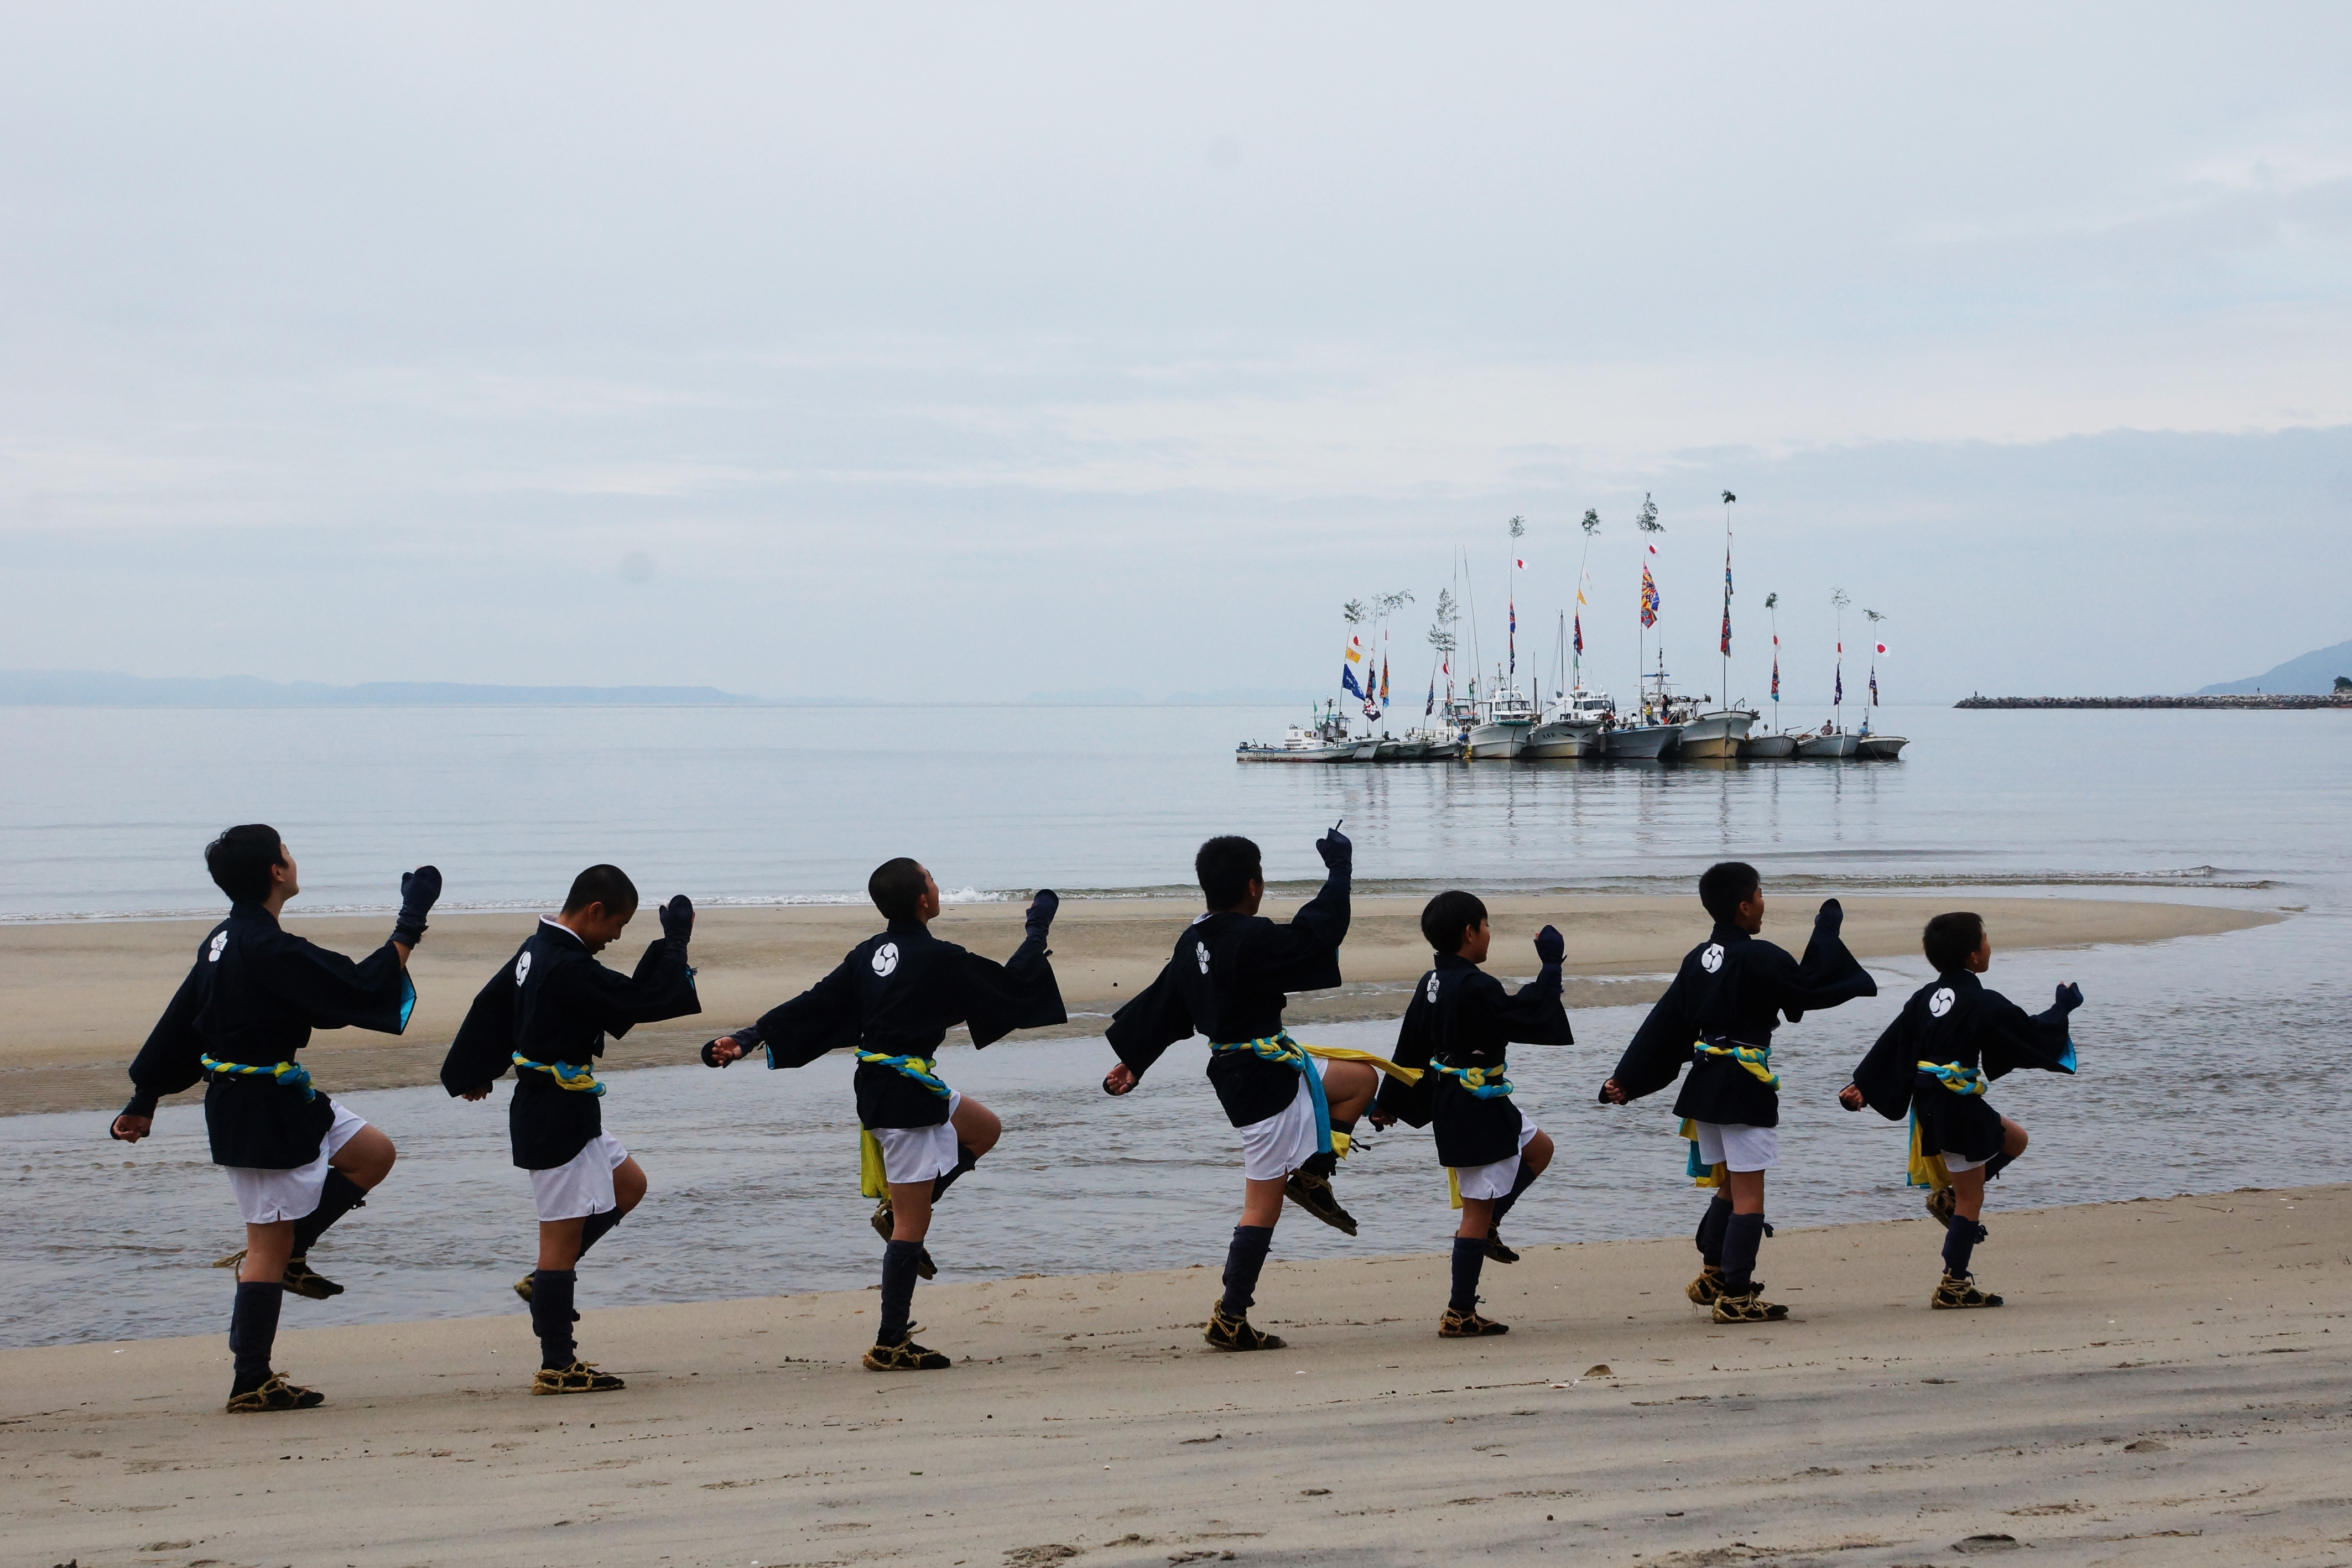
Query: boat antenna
xmin=1719 ymin=491 xmax=1735 ymax=723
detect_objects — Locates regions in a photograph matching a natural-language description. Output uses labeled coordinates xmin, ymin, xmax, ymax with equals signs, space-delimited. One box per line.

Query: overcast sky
xmin=2 ymin=3 xmax=2346 ymax=704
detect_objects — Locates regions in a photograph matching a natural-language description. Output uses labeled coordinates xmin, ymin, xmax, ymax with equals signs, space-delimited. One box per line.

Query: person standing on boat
xmin=701 ymin=859 xmax=1064 ymax=1371
xmin=111 ymin=825 xmax=439 ymax=1413
xmin=1597 ymin=862 xmax=1876 ymax=1323
xmin=1104 ymin=827 xmax=1382 ymax=1351
xmin=1370 ymin=891 xmax=1569 ymax=1338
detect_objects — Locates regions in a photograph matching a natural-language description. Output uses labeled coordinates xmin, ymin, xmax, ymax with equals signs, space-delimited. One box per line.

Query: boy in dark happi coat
xmin=1599 ymin=861 xmax=1876 ymax=1324
xmin=1105 ymin=828 xmax=1382 ymax=1352
xmin=111 ymin=825 xmax=440 ymax=1413
xmin=441 ymin=864 xmax=701 ymax=1393
xmin=703 ymin=858 xmax=1063 ymax=1371
xmin=1371 ymin=890 xmax=1570 ymax=1338
xmin=1840 ymin=910 xmax=2081 ymax=1309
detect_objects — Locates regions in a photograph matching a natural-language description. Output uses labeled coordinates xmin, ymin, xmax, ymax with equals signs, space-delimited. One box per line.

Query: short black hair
xmin=1420 ymin=890 xmax=1489 ymax=955
xmin=868 ymin=857 xmax=929 ymax=922
xmin=1699 ymin=861 xmax=1761 ymax=924
xmin=205 ymin=824 xmax=286 ymax=904
xmin=1196 ymin=836 xmax=1263 ymax=910
xmin=1923 ymin=911 xmax=1985 ymax=974
xmin=563 ymin=864 xmax=639 ymax=916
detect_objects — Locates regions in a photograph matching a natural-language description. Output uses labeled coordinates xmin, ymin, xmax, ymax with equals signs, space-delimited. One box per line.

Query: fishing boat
xmin=1526 ymin=686 xmax=1609 ymax=758
xmin=1599 ymin=712 xmax=1677 ymax=759
xmin=1854 ymin=619 xmax=1907 ymax=759
xmin=1741 ymin=588 xmax=1796 ymax=757
xmin=1796 ymin=591 xmax=1860 ymax=759
xmin=1236 ymin=702 xmax=1359 ymax=763
xmin=1467 ymin=683 xmax=1538 ymax=758
xmin=1682 ymin=491 xmax=1757 ymax=758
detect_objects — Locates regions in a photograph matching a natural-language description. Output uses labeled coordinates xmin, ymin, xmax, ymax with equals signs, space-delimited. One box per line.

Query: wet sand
xmin=0 ymin=895 xmax=2277 ymax=1115
xmin=4 ymin=1184 xmax=2345 ymax=1567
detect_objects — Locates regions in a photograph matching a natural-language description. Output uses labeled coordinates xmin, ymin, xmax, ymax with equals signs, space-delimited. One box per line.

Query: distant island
xmin=0 ymin=671 xmax=759 ymax=707
xmin=2194 ymin=638 xmax=2352 ymax=697
xmin=1958 ymin=636 xmax=2352 ymax=710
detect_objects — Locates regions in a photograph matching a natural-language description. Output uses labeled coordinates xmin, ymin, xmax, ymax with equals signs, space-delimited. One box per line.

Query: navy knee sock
xmin=290 ymin=1171 xmax=368 ymax=1256
xmin=1489 ymin=1157 xmax=1542 ymax=1231
xmin=228 ymin=1280 xmax=284 ymax=1388
xmin=878 ymin=1240 xmax=923 ymax=1345
xmin=1696 ymin=1195 xmax=1734 ymax=1267
xmin=530 ymin=1269 xmax=578 ymax=1367
xmin=1220 ymin=1225 xmax=1275 ymax=1317
xmin=1449 ymin=1236 xmax=1487 ymax=1312
xmin=1982 ymin=1149 xmax=2016 ymax=1181
xmin=577 ymin=1207 xmax=622 ymax=1258
xmin=931 ymin=1145 xmax=980 ymax=1202
xmin=1722 ymin=1212 xmax=1767 ymax=1294
xmin=1942 ymin=1219 xmax=1987 ymax=1277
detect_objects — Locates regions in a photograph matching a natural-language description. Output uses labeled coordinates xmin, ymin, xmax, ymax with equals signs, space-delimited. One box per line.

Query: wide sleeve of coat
xmin=265 ymin=931 xmax=417 ymax=1035
xmin=1106 ymin=955 xmax=1193 ymax=1081
xmin=1975 ymin=990 xmax=2078 ymax=1081
xmin=1770 ymin=900 xmax=1879 ymax=1022
xmin=956 ymin=932 xmax=1067 ymax=1049
xmin=440 ymin=953 xmax=522 ymax=1096
xmin=1850 ymin=1005 xmax=1921 ymax=1121
xmin=753 ymin=955 xmax=864 ymax=1069
xmin=569 ymin=936 xmax=702 ymax=1040
xmin=1606 ymin=973 xmax=1694 ymax=1104
xmin=1375 ymin=984 xmax=1438 ymax=1127
xmin=1235 ymin=871 xmax=1349 ymax=994
xmin=126 ymin=959 xmax=209 ymax=1112
xmin=1492 ymin=968 xmax=1573 ymax=1045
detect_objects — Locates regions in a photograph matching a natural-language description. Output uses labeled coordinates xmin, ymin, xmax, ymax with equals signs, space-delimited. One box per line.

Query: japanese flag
xmin=1875 ymin=642 xmax=1890 ymax=657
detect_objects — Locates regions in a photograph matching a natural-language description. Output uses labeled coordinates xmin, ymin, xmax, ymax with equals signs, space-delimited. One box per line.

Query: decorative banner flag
xmin=1640 ymin=565 xmax=1659 ymax=628
xmin=1720 ymin=603 xmax=1731 ymax=657
xmin=1380 ymin=656 xmax=1390 ymax=705
xmin=1771 ymin=652 xmax=1780 ymax=702
xmin=1573 ymin=612 xmax=1583 ymax=655
xmin=1835 ymin=665 xmax=1843 ymax=705
xmin=1515 ymin=557 xmax=1526 ymax=569
xmin=1341 ymin=664 xmax=1368 ymax=701
xmin=1425 ymin=673 xmax=1435 ymax=716
xmin=1508 ymin=595 xmax=1517 ymax=679
xmin=1344 ymin=637 xmax=1362 ymax=664
xmin=1870 ymin=667 xmax=1879 ymax=705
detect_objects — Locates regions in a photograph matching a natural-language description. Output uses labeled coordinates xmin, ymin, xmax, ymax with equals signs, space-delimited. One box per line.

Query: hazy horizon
xmin=3 ymin=4 xmax=2348 ymax=707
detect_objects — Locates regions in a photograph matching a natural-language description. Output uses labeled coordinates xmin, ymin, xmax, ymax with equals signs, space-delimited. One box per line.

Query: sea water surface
xmin=1 ymin=701 xmax=2345 ymax=1347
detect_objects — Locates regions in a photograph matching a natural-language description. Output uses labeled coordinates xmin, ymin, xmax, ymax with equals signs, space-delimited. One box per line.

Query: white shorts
xmin=224 ymin=1100 xmax=369 ymax=1225
xmin=1452 ymin=1116 xmax=1542 ymax=1202
xmin=531 ymin=1133 xmax=632 ymax=1222
xmin=872 ymin=1090 xmax=964 ymax=1186
xmin=1942 ymin=1149 xmax=1987 ymax=1174
xmin=1691 ymin=1119 xmax=1778 ymax=1173
xmin=1240 ymin=1061 xmax=1328 ymax=1182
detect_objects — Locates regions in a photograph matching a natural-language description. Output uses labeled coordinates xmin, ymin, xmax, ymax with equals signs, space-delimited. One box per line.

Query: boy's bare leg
xmin=948 ymin=1097 xmax=1002 ymax=1158
xmin=1725 ymin=1167 xmax=1765 ymax=1215
xmin=538 ymin=1216 xmax=586 ymax=1270
xmin=887 ymin=1180 xmax=934 ymax=1242
xmin=238 ymin=1220 xmax=296 ymax=1284
xmin=327 ymin=1124 xmax=396 ymax=1190
xmin=1455 ymin=1195 xmax=1495 ymax=1241
xmin=1321 ymin=1060 xmax=1377 ymax=1122
xmin=1284 ymin=1061 xmax=1375 ymax=1234
xmin=1240 ymin=1175 xmax=1287 ymax=1229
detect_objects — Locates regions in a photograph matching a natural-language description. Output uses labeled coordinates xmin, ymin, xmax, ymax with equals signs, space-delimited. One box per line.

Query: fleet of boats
xmin=1238 ymin=494 xmax=1909 ymax=765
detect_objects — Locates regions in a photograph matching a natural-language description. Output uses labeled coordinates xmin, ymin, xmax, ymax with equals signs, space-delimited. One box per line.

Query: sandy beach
xmin=0 ymin=895 xmax=2277 ymax=1116
xmin=4 ymin=1183 xmax=2344 ymax=1567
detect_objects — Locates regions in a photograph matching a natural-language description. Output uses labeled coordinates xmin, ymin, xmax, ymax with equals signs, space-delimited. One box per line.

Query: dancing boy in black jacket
xmin=703 ymin=858 xmax=1063 ymax=1371
xmin=112 ymin=825 xmax=440 ymax=1413
xmin=1841 ymin=910 xmax=2081 ymax=1308
xmin=1106 ymin=827 xmax=1378 ymax=1352
xmin=1600 ymin=862 xmax=1875 ymax=1324
xmin=442 ymin=864 xmax=701 ymax=1393
xmin=1373 ymin=890 xmax=1570 ymax=1338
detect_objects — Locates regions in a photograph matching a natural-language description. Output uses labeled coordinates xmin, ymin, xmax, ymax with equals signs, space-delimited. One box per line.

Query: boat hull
xmin=1236 ymin=744 xmax=1359 ymax=763
xmin=1600 ymin=725 xmax=1675 ymax=760
xmin=1522 ymin=720 xmax=1599 ymax=759
xmin=1796 ymin=732 xmax=1860 ymax=759
xmin=1675 ymin=709 xmax=1756 ymax=759
xmin=1857 ymin=735 xmax=1908 ymax=760
xmin=1740 ymin=733 xmax=1797 ymax=759
xmin=1467 ymin=722 xmax=1530 ymax=759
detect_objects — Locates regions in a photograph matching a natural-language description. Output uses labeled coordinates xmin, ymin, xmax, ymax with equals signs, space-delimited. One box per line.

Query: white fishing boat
xmin=1599 ymin=715 xmax=1677 ymax=759
xmin=1854 ymin=616 xmax=1907 ymax=759
xmin=1681 ymin=491 xmax=1757 ymax=759
xmin=1796 ymin=726 xmax=1860 ymax=759
xmin=1525 ymin=687 xmax=1609 ymax=758
xmin=1742 ymin=732 xmax=1797 ymax=759
xmin=1857 ymin=731 xmax=1908 ymax=759
xmin=1236 ymin=703 xmax=1358 ymax=763
xmin=1466 ymin=686 xmax=1538 ymax=758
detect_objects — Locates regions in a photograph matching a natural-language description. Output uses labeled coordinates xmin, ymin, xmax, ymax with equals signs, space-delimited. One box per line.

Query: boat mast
xmin=1765 ymin=591 xmax=1781 ymax=734
xmin=1719 ymin=490 xmax=1735 ymax=716
xmin=1634 ymin=492 xmax=1662 ymax=723
xmin=1574 ymin=506 xmax=1599 ymax=695
xmin=1830 ymin=586 xmax=1850 ymax=732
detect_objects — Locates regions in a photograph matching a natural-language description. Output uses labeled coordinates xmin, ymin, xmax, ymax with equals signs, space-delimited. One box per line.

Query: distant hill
xmin=0 ymin=670 xmax=759 ymax=707
xmin=2196 ymin=639 xmax=2352 ymax=696
xmin=1023 ymin=685 xmax=1321 ymax=706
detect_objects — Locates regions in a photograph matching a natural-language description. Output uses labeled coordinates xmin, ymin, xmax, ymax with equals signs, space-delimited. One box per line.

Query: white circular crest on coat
xmin=1427 ymin=972 xmax=1442 ymax=1004
xmin=1928 ymin=986 xmax=1956 ymax=1018
xmin=1195 ymin=940 xmax=1211 ymax=975
xmin=514 ymin=950 xmax=532 ymax=986
xmin=208 ymin=931 xmax=228 ymax=962
xmin=873 ymin=942 xmax=901 ymax=978
xmin=1700 ymin=943 xmax=1725 ymax=973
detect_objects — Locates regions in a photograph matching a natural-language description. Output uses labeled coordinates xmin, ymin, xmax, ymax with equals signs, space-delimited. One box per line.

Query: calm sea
xmin=2 ymin=701 xmax=2345 ymax=1347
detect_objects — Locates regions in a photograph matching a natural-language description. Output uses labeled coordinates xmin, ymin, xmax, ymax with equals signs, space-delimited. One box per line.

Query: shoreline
xmin=0 ymin=894 xmax=2280 ymax=1117
xmin=8 ymin=1184 xmax=2346 ymax=1566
